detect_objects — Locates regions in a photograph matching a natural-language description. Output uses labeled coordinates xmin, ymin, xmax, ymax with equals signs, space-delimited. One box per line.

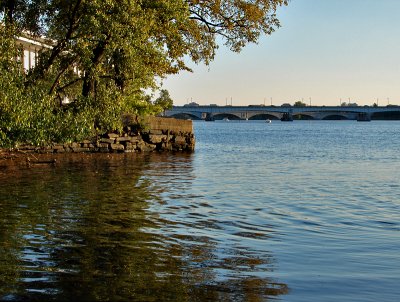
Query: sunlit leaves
xmin=187 ymin=0 xmax=288 ymax=52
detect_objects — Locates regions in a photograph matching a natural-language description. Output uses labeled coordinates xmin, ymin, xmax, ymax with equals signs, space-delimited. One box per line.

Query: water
xmin=1 ymin=120 xmax=399 ymax=301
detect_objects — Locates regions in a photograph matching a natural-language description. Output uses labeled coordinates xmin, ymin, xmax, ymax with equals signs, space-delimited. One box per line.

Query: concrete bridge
xmin=165 ymin=105 xmax=400 ymax=121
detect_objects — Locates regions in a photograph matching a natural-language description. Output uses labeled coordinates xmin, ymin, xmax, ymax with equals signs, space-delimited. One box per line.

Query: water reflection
xmin=0 ymin=153 xmax=287 ymax=301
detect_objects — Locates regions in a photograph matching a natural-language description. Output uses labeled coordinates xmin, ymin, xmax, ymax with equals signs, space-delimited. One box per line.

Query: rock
xmin=37 ymin=149 xmax=51 ymax=154
xmin=53 ymin=145 xmax=65 ymax=151
xmin=53 ymin=145 xmax=65 ymax=153
xmin=149 ymin=134 xmax=167 ymax=144
xmin=107 ymin=133 xmax=119 ymax=139
xmin=72 ymin=147 xmax=90 ymax=152
xmin=123 ymin=142 xmax=135 ymax=151
xmin=97 ymin=142 xmax=109 ymax=148
xmin=174 ymin=136 xmax=186 ymax=144
xmin=100 ymin=138 xmax=115 ymax=144
xmin=19 ymin=145 xmax=37 ymax=150
xmin=137 ymin=142 xmax=156 ymax=152
xmin=110 ymin=143 xmax=125 ymax=151
xmin=129 ymin=136 xmax=140 ymax=143
xmin=116 ymin=137 xmax=132 ymax=143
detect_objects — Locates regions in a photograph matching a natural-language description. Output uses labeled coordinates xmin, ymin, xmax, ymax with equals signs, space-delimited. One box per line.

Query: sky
xmin=162 ymin=0 xmax=400 ymax=107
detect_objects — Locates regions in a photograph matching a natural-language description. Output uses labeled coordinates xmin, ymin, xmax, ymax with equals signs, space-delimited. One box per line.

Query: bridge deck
xmin=165 ymin=105 xmax=400 ymax=120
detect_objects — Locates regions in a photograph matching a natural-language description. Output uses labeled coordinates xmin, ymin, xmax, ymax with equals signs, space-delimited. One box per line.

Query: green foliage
xmin=153 ymin=89 xmax=173 ymax=115
xmin=0 ymin=0 xmax=287 ymax=147
xmin=293 ymin=100 xmax=307 ymax=107
xmin=188 ymin=0 xmax=288 ymax=53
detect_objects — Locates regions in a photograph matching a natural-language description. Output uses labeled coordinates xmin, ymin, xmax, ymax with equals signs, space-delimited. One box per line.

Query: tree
xmin=293 ymin=100 xmax=307 ymax=107
xmin=188 ymin=0 xmax=288 ymax=54
xmin=0 ymin=0 xmax=288 ymax=146
xmin=154 ymin=89 xmax=173 ymax=115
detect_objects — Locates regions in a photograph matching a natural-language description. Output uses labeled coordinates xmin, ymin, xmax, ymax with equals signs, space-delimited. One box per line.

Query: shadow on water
xmin=0 ymin=153 xmax=288 ymax=301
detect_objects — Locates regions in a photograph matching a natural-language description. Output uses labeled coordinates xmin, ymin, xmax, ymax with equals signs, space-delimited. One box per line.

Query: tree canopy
xmin=0 ymin=0 xmax=287 ymax=146
xmin=293 ymin=100 xmax=307 ymax=107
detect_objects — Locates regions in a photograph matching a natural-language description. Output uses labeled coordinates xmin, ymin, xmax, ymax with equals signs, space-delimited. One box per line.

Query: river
xmin=0 ymin=120 xmax=399 ymax=301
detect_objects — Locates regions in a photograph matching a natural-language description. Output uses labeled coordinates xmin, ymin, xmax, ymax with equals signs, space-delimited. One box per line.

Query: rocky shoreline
xmin=0 ymin=117 xmax=194 ymax=163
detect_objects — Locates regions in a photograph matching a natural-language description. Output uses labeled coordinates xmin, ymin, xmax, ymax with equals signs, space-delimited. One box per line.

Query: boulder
xmin=110 ymin=143 xmax=125 ymax=151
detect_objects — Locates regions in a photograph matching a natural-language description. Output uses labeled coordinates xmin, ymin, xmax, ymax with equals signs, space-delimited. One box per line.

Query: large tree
xmin=0 ymin=0 xmax=287 ymax=145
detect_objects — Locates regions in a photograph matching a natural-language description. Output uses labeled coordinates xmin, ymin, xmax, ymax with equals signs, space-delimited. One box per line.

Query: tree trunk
xmin=82 ymin=36 xmax=110 ymax=98
xmin=5 ymin=0 xmax=16 ymax=24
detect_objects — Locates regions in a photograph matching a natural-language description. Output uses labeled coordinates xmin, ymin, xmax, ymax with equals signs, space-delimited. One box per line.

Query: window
xmin=30 ymin=50 xmax=36 ymax=68
xmin=23 ymin=49 xmax=30 ymax=70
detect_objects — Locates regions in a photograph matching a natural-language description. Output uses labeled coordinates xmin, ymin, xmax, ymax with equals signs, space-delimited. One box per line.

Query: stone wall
xmin=13 ymin=117 xmax=195 ymax=154
xmin=143 ymin=116 xmax=193 ymax=133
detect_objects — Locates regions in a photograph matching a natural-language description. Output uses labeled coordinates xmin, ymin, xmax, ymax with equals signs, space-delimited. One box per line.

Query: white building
xmin=14 ymin=33 xmax=74 ymax=104
xmin=15 ymin=33 xmax=52 ymax=71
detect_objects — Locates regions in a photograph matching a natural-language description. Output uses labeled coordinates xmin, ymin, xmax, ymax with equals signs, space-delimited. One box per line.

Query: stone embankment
xmin=2 ymin=117 xmax=194 ymax=156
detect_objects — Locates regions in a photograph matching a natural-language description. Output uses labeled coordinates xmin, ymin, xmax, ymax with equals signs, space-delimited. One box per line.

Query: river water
xmin=0 ymin=120 xmax=399 ymax=301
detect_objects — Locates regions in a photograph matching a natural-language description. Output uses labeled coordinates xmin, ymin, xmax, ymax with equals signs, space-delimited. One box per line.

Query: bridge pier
xmin=357 ymin=112 xmax=371 ymax=122
xmin=281 ymin=110 xmax=293 ymax=121
xmin=205 ymin=113 xmax=214 ymax=121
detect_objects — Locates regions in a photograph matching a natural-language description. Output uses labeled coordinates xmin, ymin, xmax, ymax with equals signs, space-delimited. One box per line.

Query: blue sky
xmin=163 ymin=0 xmax=400 ymax=106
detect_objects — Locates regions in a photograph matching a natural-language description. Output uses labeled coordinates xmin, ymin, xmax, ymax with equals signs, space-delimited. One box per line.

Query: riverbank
xmin=0 ymin=117 xmax=194 ymax=163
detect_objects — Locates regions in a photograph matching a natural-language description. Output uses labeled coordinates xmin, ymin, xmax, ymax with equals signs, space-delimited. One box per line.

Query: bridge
xmin=165 ymin=105 xmax=400 ymax=121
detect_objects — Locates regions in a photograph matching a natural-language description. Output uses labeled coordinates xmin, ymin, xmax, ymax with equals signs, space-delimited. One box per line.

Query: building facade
xmin=15 ymin=33 xmax=51 ymax=71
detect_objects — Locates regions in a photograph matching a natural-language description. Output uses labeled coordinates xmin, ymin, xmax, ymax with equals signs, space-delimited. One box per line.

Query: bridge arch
xmin=293 ymin=113 xmax=315 ymax=120
xmin=322 ymin=114 xmax=349 ymax=120
xmin=213 ymin=113 xmax=241 ymax=120
xmin=371 ymin=111 xmax=400 ymax=120
xmin=248 ymin=113 xmax=280 ymax=120
xmin=170 ymin=113 xmax=201 ymax=120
